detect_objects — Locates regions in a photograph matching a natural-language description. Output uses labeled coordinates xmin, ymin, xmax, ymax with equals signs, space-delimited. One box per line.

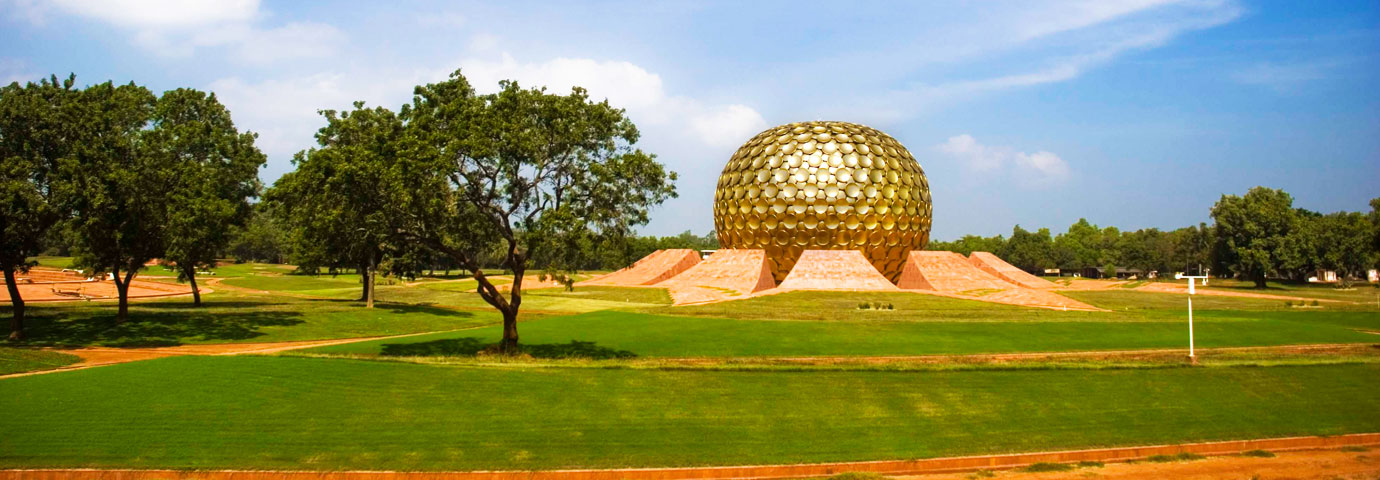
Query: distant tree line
xmin=930 ymin=187 xmax=1380 ymax=287
xmin=1 ymin=75 xmax=264 ymax=339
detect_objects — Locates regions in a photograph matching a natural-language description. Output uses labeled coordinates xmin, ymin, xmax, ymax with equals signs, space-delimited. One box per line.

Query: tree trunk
xmin=365 ymin=267 xmax=375 ymax=309
xmin=188 ymin=271 xmax=201 ymax=307
xmin=5 ymin=268 xmax=25 ymax=341
xmin=500 ymin=307 xmax=519 ymax=353
xmin=112 ymin=267 xmax=132 ymax=323
xmin=1253 ymin=272 xmax=1268 ymax=289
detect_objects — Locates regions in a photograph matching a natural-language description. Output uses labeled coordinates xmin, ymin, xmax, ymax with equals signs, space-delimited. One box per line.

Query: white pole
xmin=1187 ymin=295 xmax=1194 ymax=358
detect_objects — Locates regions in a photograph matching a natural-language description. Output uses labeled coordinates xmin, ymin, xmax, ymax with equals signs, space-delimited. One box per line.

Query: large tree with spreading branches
xmin=152 ymin=88 xmax=265 ymax=306
xmin=0 ymin=75 xmax=81 ymax=339
xmin=55 ymin=81 xmax=162 ymax=323
xmin=398 ymin=71 xmax=677 ymax=352
xmin=266 ymin=102 xmax=410 ymax=307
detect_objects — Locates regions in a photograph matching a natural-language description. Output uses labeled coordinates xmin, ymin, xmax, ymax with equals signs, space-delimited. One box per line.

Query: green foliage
xmin=1211 ymin=187 xmax=1300 ymax=287
xmin=399 ymin=71 xmax=677 ymax=350
xmin=0 ymin=75 xmax=81 ymax=338
xmin=1022 ymin=462 xmax=1074 ymax=472
xmin=227 ymin=204 xmax=287 ymax=263
xmin=149 ymin=88 xmax=265 ymax=305
xmin=825 ymin=473 xmax=889 ymax=480
xmin=1239 ymin=449 xmax=1275 ymax=457
xmin=1147 ymin=452 xmax=1205 ymax=462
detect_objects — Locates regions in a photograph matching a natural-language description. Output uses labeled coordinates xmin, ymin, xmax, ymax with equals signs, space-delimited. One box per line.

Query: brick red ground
xmin=657 ymin=249 xmax=776 ymax=305
xmin=776 ymin=250 xmax=899 ymax=291
xmin=582 ymin=249 xmax=702 ymax=286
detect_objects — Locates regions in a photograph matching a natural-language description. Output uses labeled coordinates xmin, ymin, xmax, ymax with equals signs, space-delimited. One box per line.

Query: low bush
xmin=826 ymin=472 xmax=888 ymax=480
xmin=1021 ymin=462 xmax=1073 ymax=472
xmin=1240 ymin=449 xmax=1275 ymax=458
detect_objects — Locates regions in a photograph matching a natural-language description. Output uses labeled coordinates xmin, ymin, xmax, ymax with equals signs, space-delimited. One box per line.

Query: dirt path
xmin=0 ymin=329 xmax=461 ymax=380
xmin=903 ymin=447 xmax=1379 ymax=480
xmin=2 ymin=435 xmax=1376 ymax=480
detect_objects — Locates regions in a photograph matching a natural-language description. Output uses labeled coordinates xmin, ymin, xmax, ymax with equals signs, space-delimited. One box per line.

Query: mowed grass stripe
xmin=306 ymin=309 xmax=1380 ymax=358
xmin=0 ymin=356 xmax=1376 ymax=471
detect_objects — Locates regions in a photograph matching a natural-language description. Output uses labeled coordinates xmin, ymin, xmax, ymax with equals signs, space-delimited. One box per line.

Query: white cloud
xmin=48 ymin=0 xmax=258 ymax=28
xmin=1014 ymin=151 xmax=1071 ymax=181
xmin=460 ymin=53 xmax=767 ymax=147
xmin=21 ymin=0 xmax=341 ymax=64
xmin=938 ymin=134 xmax=1004 ymax=171
xmin=847 ymin=0 xmax=1244 ymax=120
xmin=689 ymin=105 xmax=768 ymax=149
xmin=937 ymin=135 xmax=1070 ymax=185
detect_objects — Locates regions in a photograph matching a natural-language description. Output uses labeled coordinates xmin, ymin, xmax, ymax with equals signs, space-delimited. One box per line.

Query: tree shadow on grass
xmin=8 ymin=306 xmax=305 ymax=348
xmin=380 ymin=337 xmax=636 ymax=359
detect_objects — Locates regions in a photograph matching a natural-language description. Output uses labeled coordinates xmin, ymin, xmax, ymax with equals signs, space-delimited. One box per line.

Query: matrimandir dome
xmin=712 ymin=121 xmax=933 ymax=283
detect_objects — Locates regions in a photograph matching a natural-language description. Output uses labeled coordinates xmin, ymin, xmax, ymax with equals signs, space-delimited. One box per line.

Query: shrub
xmin=1284 ymin=300 xmax=1293 ymax=306
xmin=1311 ymin=299 xmax=1320 ymax=307
xmin=826 ymin=472 xmax=889 ymax=480
xmin=1240 ymin=449 xmax=1275 ymax=458
xmin=1148 ymin=452 xmax=1206 ymax=462
xmin=1022 ymin=462 xmax=1074 ymax=472
xmin=966 ymin=470 xmax=995 ymax=479
xmin=1341 ymin=446 xmax=1369 ymax=452
xmin=1077 ymin=460 xmax=1104 ymax=467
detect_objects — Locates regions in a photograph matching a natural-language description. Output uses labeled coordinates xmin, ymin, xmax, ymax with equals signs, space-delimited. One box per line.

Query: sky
xmin=2 ymin=0 xmax=1377 ymax=240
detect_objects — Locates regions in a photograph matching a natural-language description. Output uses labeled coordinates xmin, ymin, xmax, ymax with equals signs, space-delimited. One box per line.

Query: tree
xmin=266 ymin=102 xmax=406 ymax=308
xmin=55 ymin=81 xmax=161 ymax=322
xmin=1210 ymin=187 xmax=1299 ymax=288
xmin=150 ymin=88 xmax=265 ymax=306
xmin=0 ymin=75 xmax=80 ymax=339
xmin=400 ymin=72 xmax=677 ymax=352
xmin=228 ymin=204 xmax=287 ymax=264
xmin=1000 ymin=226 xmax=1054 ymax=271
xmin=1310 ymin=211 xmax=1375 ymax=284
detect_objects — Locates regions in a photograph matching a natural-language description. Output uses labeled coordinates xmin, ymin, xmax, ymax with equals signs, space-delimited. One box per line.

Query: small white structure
xmin=1175 ymin=272 xmax=1209 ymax=360
xmin=1368 ymin=269 xmax=1379 ymax=283
xmin=1308 ymin=270 xmax=1338 ymax=283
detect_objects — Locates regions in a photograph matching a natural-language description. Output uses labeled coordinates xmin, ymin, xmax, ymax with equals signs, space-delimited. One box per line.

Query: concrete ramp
xmin=968 ymin=252 xmax=1055 ymax=289
xmin=582 ymin=249 xmax=701 ymax=286
xmin=777 ymin=250 xmax=898 ymax=291
xmin=657 ymin=249 xmax=776 ymax=305
xmin=899 ymin=251 xmax=1101 ymax=311
xmin=898 ymin=251 xmax=1011 ymax=293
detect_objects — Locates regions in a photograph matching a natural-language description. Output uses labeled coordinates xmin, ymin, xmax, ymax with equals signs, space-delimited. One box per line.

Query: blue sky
xmin=3 ymin=0 xmax=1377 ymax=239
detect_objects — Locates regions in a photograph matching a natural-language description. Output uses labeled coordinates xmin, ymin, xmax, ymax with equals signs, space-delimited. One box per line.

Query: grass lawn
xmin=305 ymin=303 xmax=1380 ymax=358
xmin=0 ymin=355 xmax=1374 ymax=471
xmin=2 ymin=291 xmax=501 ymax=348
xmin=0 ymin=348 xmax=80 ymax=375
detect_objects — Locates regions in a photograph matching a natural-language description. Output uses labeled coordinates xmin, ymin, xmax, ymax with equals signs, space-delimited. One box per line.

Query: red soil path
xmin=0 ymin=268 xmax=196 ymax=302
xmin=657 ymin=249 xmax=776 ymax=305
xmin=967 ymin=251 xmax=1055 ymax=289
xmin=775 ymin=250 xmax=898 ymax=291
xmin=582 ymin=249 xmax=702 ymax=286
xmin=5 ymin=434 xmax=1376 ymax=480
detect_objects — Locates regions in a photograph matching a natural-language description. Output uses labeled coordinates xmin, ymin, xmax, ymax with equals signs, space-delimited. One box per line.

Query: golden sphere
xmin=713 ymin=121 xmax=932 ymax=283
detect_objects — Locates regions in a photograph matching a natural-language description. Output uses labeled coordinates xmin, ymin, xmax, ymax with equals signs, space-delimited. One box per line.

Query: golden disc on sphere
xmin=713 ymin=121 xmax=932 ymax=283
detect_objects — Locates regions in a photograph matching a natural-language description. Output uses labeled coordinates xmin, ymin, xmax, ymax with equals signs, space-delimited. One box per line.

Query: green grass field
xmin=3 ymin=260 xmax=1378 ymax=472
xmin=0 ymin=356 xmax=1374 ymax=471
xmin=304 ymin=306 xmax=1380 ymax=358
xmin=0 ymin=348 xmax=80 ymax=375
